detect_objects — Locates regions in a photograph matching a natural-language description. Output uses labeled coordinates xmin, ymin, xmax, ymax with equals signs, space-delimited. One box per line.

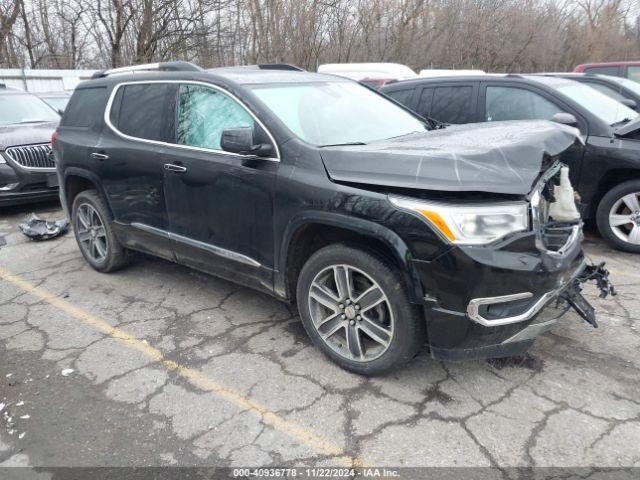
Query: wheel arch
xmin=590 ymin=168 xmax=640 ymax=218
xmin=277 ymin=212 xmax=424 ymax=305
xmin=63 ymin=168 xmax=112 ymax=218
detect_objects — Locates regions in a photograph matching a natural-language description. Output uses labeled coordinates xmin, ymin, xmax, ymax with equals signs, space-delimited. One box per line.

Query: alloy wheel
xmin=609 ymin=192 xmax=640 ymax=245
xmin=76 ymin=203 xmax=108 ymax=262
xmin=307 ymin=264 xmax=394 ymax=362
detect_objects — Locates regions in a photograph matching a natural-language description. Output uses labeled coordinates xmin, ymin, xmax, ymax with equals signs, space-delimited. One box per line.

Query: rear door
xmin=414 ymin=82 xmax=479 ymax=124
xmin=479 ymin=81 xmax=587 ymax=189
xmin=161 ymin=82 xmax=279 ymax=293
xmin=98 ymin=82 xmax=177 ymax=260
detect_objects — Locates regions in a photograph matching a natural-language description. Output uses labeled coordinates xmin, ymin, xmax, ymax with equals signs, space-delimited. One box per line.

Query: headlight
xmin=389 ymin=195 xmax=529 ymax=245
xmin=0 ymin=153 xmax=6 ymax=164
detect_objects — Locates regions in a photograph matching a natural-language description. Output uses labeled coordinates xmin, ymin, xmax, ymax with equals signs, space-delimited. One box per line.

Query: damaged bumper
xmin=417 ymin=228 xmax=612 ymax=361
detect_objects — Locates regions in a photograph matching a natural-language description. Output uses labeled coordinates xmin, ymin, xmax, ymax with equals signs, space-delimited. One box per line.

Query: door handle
xmin=164 ymin=163 xmax=187 ymax=173
xmin=90 ymin=152 xmax=109 ymax=160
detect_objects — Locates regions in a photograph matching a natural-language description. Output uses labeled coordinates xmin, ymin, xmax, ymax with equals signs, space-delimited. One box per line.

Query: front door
xmin=480 ymin=82 xmax=587 ymax=190
xmin=162 ymin=82 xmax=279 ymax=293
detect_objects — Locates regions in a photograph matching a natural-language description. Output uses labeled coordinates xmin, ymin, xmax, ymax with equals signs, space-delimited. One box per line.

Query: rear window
xmin=110 ymin=83 xmax=176 ymax=142
xmin=62 ymin=87 xmax=107 ymax=128
xmin=385 ymin=89 xmax=415 ymax=107
xmin=417 ymin=85 xmax=475 ymax=124
xmin=585 ymin=66 xmax=620 ymax=76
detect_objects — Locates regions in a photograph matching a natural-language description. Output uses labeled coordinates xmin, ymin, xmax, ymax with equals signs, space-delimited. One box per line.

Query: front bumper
xmin=414 ymin=227 xmax=591 ymax=361
xmin=0 ymin=154 xmax=59 ymax=207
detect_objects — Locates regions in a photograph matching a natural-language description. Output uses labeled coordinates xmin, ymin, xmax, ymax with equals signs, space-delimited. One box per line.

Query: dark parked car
xmin=538 ymin=73 xmax=640 ymax=111
xmin=0 ymin=84 xmax=60 ymax=207
xmin=54 ymin=62 xmax=607 ymax=375
xmin=382 ymin=74 xmax=640 ymax=252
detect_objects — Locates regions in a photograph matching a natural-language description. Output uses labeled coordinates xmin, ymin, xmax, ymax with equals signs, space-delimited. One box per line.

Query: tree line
xmin=1 ymin=0 xmax=639 ymax=73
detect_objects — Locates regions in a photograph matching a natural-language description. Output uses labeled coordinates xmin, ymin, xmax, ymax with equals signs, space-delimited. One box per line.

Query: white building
xmin=0 ymin=68 xmax=98 ymax=92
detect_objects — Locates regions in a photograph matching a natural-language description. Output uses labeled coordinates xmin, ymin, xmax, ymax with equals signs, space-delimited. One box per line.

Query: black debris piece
xmin=18 ymin=214 xmax=70 ymax=241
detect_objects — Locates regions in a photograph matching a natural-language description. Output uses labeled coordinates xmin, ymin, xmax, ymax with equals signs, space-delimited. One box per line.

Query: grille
xmin=5 ymin=144 xmax=54 ymax=169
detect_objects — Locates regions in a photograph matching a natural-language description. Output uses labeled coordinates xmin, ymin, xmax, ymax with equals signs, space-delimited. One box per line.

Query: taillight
xmin=51 ymin=129 xmax=58 ymax=148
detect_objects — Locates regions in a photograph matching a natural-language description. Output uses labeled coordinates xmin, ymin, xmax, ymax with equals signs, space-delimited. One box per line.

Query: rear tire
xmin=596 ymin=180 xmax=640 ymax=253
xmin=72 ymin=190 xmax=130 ymax=272
xmin=296 ymin=243 xmax=425 ymax=375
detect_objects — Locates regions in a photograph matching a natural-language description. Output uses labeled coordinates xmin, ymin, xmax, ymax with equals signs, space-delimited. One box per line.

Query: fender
xmin=61 ymin=167 xmax=112 ymax=217
xmin=276 ymin=210 xmax=425 ymax=304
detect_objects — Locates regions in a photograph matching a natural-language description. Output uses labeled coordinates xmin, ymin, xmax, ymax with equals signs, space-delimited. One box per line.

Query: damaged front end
xmin=410 ymin=160 xmax=614 ymax=361
xmin=531 ymin=162 xmax=615 ymax=329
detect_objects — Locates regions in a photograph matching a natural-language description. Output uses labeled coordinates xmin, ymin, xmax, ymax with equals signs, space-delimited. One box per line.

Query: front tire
xmin=596 ymin=180 xmax=640 ymax=253
xmin=296 ymin=243 xmax=425 ymax=375
xmin=72 ymin=190 xmax=130 ymax=272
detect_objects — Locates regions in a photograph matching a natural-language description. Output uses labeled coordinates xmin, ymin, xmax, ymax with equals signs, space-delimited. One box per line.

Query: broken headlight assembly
xmin=389 ymin=196 xmax=529 ymax=245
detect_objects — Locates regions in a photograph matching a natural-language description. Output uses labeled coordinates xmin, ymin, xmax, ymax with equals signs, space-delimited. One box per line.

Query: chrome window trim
xmin=5 ymin=143 xmax=56 ymax=172
xmin=467 ymin=259 xmax=587 ymax=327
xmin=103 ymin=80 xmax=281 ymax=162
xmin=131 ymin=222 xmax=261 ymax=268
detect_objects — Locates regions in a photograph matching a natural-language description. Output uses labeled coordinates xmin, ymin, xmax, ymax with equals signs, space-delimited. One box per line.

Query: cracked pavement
xmin=0 ymin=202 xmax=639 ymax=472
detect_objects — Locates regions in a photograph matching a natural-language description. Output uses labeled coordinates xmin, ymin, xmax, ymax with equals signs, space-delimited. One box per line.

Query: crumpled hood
xmin=0 ymin=122 xmax=57 ymax=150
xmin=320 ymin=120 xmax=581 ymax=195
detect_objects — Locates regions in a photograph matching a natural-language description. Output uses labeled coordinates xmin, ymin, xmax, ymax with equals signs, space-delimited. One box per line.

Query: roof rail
xmin=91 ymin=61 xmax=202 ymax=79
xmin=257 ymin=64 xmax=305 ymax=72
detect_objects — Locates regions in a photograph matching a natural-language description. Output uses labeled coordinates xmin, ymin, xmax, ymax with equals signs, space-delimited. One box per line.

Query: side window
xmin=430 ymin=86 xmax=474 ymax=124
xmin=114 ymin=83 xmax=174 ymax=141
xmin=62 ymin=87 xmax=108 ymax=128
xmin=485 ymin=86 xmax=562 ymax=121
xmin=416 ymin=87 xmax=434 ymax=119
xmin=584 ymin=66 xmax=620 ymax=76
xmin=176 ymin=84 xmax=254 ymax=150
xmin=386 ymin=89 xmax=415 ymax=108
xmin=585 ymin=82 xmax=627 ymax=102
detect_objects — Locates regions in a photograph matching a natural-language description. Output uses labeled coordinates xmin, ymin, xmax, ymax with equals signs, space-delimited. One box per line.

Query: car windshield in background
xmin=250 ymin=81 xmax=427 ymax=146
xmin=41 ymin=96 xmax=70 ymax=112
xmin=601 ymin=74 xmax=640 ymax=97
xmin=0 ymin=94 xmax=60 ymax=126
xmin=531 ymin=76 xmax=637 ymax=126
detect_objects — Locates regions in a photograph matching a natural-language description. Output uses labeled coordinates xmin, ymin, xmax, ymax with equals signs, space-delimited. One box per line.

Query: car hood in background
xmin=0 ymin=121 xmax=58 ymax=150
xmin=613 ymin=114 xmax=640 ymax=137
xmin=320 ymin=121 xmax=581 ymax=195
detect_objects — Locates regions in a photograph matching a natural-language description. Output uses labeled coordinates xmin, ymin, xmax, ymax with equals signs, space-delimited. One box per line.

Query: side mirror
xmin=551 ymin=112 xmax=578 ymax=127
xmin=620 ymin=98 xmax=637 ymax=110
xmin=220 ymin=127 xmax=273 ymax=158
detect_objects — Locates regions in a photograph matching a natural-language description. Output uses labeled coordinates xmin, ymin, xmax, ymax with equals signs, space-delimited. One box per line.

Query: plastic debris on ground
xmin=61 ymin=368 xmax=74 ymax=377
xmin=18 ymin=214 xmax=70 ymax=241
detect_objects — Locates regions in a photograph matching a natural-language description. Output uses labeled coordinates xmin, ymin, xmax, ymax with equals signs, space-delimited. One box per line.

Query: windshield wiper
xmin=319 ymin=142 xmax=367 ymax=148
xmin=611 ymin=118 xmax=632 ymax=127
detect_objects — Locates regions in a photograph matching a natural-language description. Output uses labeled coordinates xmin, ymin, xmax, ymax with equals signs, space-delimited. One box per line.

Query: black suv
xmin=0 ymin=85 xmax=60 ymax=206
xmin=382 ymin=75 xmax=640 ymax=252
xmin=54 ymin=62 xmax=605 ymax=375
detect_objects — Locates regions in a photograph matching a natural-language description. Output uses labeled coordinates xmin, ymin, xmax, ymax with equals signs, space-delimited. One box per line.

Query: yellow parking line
xmin=0 ymin=266 xmax=362 ymax=467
